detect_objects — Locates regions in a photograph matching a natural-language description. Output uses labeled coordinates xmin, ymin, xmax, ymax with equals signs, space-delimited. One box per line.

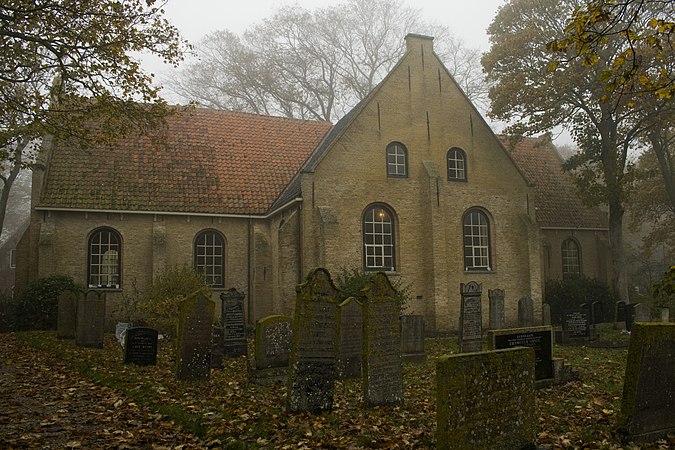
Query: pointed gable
xmin=39 ymin=109 xmax=331 ymax=215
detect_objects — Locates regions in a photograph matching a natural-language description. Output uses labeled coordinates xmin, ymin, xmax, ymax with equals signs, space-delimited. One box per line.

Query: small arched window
xmin=386 ymin=142 xmax=408 ymax=178
xmin=562 ymin=238 xmax=581 ymax=279
xmin=88 ymin=227 xmax=121 ymax=288
xmin=363 ymin=204 xmax=396 ymax=271
xmin=194 ymin=230 xmax=225 ymax=287
xmin=462 ymin=208 xmax=491 ymax=271
xmin=447 ymin=148 xmax=467 ymax=181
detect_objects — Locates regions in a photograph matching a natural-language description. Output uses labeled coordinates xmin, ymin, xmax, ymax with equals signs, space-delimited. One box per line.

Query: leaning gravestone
xmin=488 ymin=289 xmax=505 ymax=329
xmin=562 ymin=309 xmax=590 ymax=342
xmin=220 ymin=288 xmax=247 ymax=357
xmin=75 ymin=291 xmax=106 ymax=348
xmin=400 ymin=315 xmax=426 ymax=363
xmin=518 ymin=296 xmax=535 ymax=327
xmin=618 ymin=323 xmax=675 ymax=442
xmin=57 ymin=289 xmax=79 ymax=339
xmin=488 ymin=326 xmax=554 ymax=381
xmin=124 ymin=327 xmax=159 ymax=366
xmin=338 ymin=297 xmax=363 ymax=379
xmin=287 ymin=268 xmax=340 ymax=413
xmin=362 ymin=272 xmax=403 ymax=407
xmin=436 ymin=347 xmax=536 ymax=450
xmin=175 ymin=289 xmax=214 ymax=381
xmin=459 ymin=282 xmax=482 ymax=353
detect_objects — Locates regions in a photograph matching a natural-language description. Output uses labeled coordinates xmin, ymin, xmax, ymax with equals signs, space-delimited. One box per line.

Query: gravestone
xmin=625 ymin=303 xmax=637 ymax=332
xmin=287 ymin=268 xmax=340 ymax=413
xmin=488 ymin=326 xmax=554 ymax=381
xmin=660 ymin=307 xmax=670 ymax=323
xmin=459 ymin=282 xmax=482 ymax=353
xmin=488 ymin=289 xmax=505 ymax=329
xmin=592 ymin=301 xmax=603 ymax=324
xmin=211 ymin=326 xmax=224 ymax=369
xmin=634 ymin=303 xmax=651 ymax=322
xmin=220 ymin=288 xmax=247 ymax=357
xmin=562 ymin=309 xmax=590 ymax=341
xmin=362 ymin=272 xmax=403 ymax=407
xmin=255 ymin=315 xmax=293 ymax=369
xmin=400 ymin=315 xmax=426 ymax=363
xmin=518 ymin=296 xmax=534 ymax=327
xmin=75 ymin=291 xmax=106 ymax=348
xmin=175 ymin=289 xmax=214 ymax=381
xmin=57 ymin=290 xmax=79 ymax=339
xmin=542 ymin=303 xmax=552 ymax=326
xmin=338 ymin=297 xmax=363 ymax=379
xmin=618 ymin=323 xmax=675 ymax=441
xmin=124 ymin=327 xmax=158 ymax=365
xmin=436 ymin=347 xmax=536 ymax=450
xmin=615 ymin=301 xmax=626 ymax=323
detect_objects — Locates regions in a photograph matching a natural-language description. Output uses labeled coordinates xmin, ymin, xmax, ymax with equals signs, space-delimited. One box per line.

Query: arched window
xmin=194 ymin=230 xmax=225 ymax=287
xmin=562 ymin=238 xmax=581 ymax=279
xmin=363 ymin=204 xmax=396 ymax=271
xmin=88 ymin=227 xmax=121 ymax=288
xmin=386 ymin=142 xmax=408 ymax=178
xmin=447 ymin=147 xmax=467 ymax=181
xmin=463 ymin=209 xmax=491 ymax=271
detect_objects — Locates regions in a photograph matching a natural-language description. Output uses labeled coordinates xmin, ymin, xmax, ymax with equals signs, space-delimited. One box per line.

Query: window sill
xmin=463 ymin=270 xmax=495 ymax=275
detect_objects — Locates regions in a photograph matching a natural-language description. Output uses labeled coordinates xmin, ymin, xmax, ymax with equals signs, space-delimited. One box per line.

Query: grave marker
xmin=400 ymin=315 xmax=426 ymax=363
xmin=459 ymin=282 xmax=482 ymax=353
xmin=75 ymin=291 xmax=106 ymax=348
xmin=338 ymin=297 xmax=363 ymax=379
xmin=488 ymin=326 xmax=554 ymax=381
xmin=57 ymin=290 xmax=79 ymax=339
xmin=542 ymin=303 xmax=552 ymax=326
xmin=124 ymin=327 xmax=158 ymax=366
xmin=175 ymin=289 xmax=214 ymax=381
xmin=220 ymin=288 xmax=247 ymax=357
xmin=562 ymin=309 xmax=590 ymax=341
xmin=518 ymin=296 xmax=534 ymax=327
xmin=625 ymin=303 xmax=638 ymax=332
xmin=488 ymin=289 xmax=505 ymax=329
xmin=615 ymin=301 xmax=626 ymax=323
xmin=634 ymin=303 xmax=651 ymax=322
xmin=255 ymin=315 xmax=293 ymax=369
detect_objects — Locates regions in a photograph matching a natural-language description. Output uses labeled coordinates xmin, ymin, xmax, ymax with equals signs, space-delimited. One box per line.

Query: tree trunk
xmin=648 ymin=129 xmax=675 ymax=214
xmin=0 ymin=139 xmax=27 ymax=240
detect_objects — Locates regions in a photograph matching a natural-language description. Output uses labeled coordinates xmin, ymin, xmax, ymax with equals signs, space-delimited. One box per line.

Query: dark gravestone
xmin=592 ymin=301 xmax=603 ymax=324
xmin=634 ymin=303 xmax=651 ymax=322
xmin=124 ymin=327 xmax=158 ymax=365
xmin=57 ymin=290 xmax=79 ymax=339
xmin=338 ymin=297 xmax=363 ymax=379
xmin=518 ymin=296 xmax=534 ymax=327
xmin=255 ymin=315 xmax=293 ymax=369
xmin=211 ymin=326 xmax=224 ymax=369
xmin=287 ymin=268 xmax=340 ymax=413
xmin=618 ymin=323 xmax=675 ymax=441
xmin=400 ymin=315 xmax=426 ymax=363
xmin=542 ymin=303 xmax=552 ymax=326
xmin=625 ymin=303 xmax=637 ymax=332
xmin=176 ymin=289 xmax=214 ymax=381
xmin=436 ymin=347 xmax=536 ymax=450
xmin=459 ymin=282 xmax=482 ymax=353
xmin=220 ymin=288 xmax=247 ymax=357
xmin=563 ymin=310 xmax=590 ymax=340
xmin=488 ymin=289 xmax=505 ymax=329
xmin=616 ymin=301 xmax=627 ymax=323
xmin=362 ymin=272 xmax=403 ymax=407
xmin=76 ymin=291 xmax=106 ymax=348
xmin=488 ymin=326 xmax=554 ymax=381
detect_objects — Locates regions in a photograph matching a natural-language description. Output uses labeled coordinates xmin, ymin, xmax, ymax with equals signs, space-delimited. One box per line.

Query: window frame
xmin=87 ymin=227 xmax=122 ymax=289
xmin=447 ymin=147 xmax=467 ymax=182
xmin=9 ymin=248 xmax=16 ymax=269
xmin=362 ymin=204 xmax=397 ymax=272
xmin=561 ymin=238 xmax=582 ymax=279
xmin=462 ymin=208 xmax=492 ymax=272
xmin=386 ymin=142 xmax=408 ymax=178
xmin=194 ymin=229 xmax=226 ymax=288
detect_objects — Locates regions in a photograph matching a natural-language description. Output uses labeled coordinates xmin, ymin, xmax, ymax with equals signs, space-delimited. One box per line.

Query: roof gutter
xmin=540 ymin=226 xmax=609 ymax=231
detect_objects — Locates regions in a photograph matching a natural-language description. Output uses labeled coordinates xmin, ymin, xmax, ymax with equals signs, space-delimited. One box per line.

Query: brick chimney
xmin=405 ymin=33 xmax=434 ymax=54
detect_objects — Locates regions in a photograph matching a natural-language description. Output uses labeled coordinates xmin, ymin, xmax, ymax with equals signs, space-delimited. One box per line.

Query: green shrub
xmin=138 ymin=265 xmax=210 ymax=338
xmin=13 ymin=275 xmax=83 ymax=331
xmin=0 ymin=289 xmax=17 ymax=332
xmin=333 ymin=266 xmax=411 ymax=310
xmin=544 ymin=277 xmax=619 ymax=325
xmin=651 ymin=265 xmax=675 ymax=310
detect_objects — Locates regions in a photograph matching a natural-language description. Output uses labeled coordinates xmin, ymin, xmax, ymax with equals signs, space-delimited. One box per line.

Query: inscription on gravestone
xmin=76 ymin=291 xmax=106 ymax=348
xmin=460 ymin=282 xmax=482 ymax=353
xmin=488 ymin=289 xmax=505 ymax=329
xmin=563 ymin=310 xmax=590 ymax=339
xmin=488 ymin=326 xmax=554 ymax=380
xmin=176 ymin=290 xmax=214 ymax=381
xmin=255 ymin=315 xmax=293 ymax=369
xmin=124 ymin=327 xmax=158 ymax=365
xmin=338 ymin=297 xmax=363 ymax=379
xmin=220 ymin=288 xmax=247 ymax=357
xmin=57 ymin=290 xmax=79 ymax=339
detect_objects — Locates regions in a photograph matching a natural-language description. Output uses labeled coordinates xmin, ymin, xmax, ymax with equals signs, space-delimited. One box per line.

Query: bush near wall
xmin=545 ymin=277 xmax=619 ymax=325
xmin=12 ymin=275 xmax=83 ymax=331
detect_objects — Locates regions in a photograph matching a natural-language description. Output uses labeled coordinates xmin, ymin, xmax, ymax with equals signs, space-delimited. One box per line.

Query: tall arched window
xmin=194 ymin=230 xmax=225 ymax=287
xmin=447 ymin=147 xmax=467 ymax=181
xmin=463 ymin=208 xmax=491 ymax=271
xmin=88 ymin=227 xmax=121 ymax=288
xmin=363 ymin=204 xmax=396 ymax=271
xmin=386 ymin=142 xmax=408 ymax=178
xmin=562 ymin=238 xmax=581 ymax=279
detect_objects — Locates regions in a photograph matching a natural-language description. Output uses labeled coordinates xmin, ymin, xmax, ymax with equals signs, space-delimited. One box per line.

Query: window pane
xmin=363 ymin=205 xmax=396 ymax=270
xmin=88 ymin=229 xmax=121 ymax=288
xmin=463 ymin=210 xmax=490 ymax=271
xmin=386 ymin=143 xmax=407 ymax=177
xmin=194 ymin=231 xmax=225 ymax=287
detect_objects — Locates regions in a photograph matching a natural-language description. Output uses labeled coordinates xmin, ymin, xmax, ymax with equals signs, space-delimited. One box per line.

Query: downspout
xmin=297 ymin=203 xmax=303 ymax=284
xmin=247 ymin=218 xmax=253 ymax=325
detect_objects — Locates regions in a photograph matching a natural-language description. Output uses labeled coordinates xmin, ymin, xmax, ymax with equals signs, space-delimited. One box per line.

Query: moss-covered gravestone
xmin=57 ymin=289 xmax=79 ymax=339
xmin=75 ymin=290 xmax=106 ymax=348
xmin=338 ymin=297 xmax=363 ymax=379
xmin=362 ymin=272 xmax=403 ymax=406
xmin=287 ymin=268 xmax=340 ymax=413
xmin=618 ymin=323 xmax=675 ymax=442
xmin=436 ymin=347 xmax=536 ymax=450
xmin=251 ymin=315 xmax=293 ymax=384
xmin=459 ymin=282 xmax=482 ymax=353
xmin=176 ymin=289 xmax=214 ymax=381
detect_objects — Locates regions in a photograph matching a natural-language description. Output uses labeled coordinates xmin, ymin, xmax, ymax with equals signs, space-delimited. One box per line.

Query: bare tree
xmin=167 ymin=0 xmax=488 ymax=122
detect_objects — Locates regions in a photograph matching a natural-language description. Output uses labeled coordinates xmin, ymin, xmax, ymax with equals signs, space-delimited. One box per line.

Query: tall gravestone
xmin=459 ymin=282 xmax=482 ymax=353
xmin=488 ymin=289 xmax=505 ymax=329
xmin=542 ymin=303 xmax=552 ymax=326
xmin=176 ymin=289 xmax=214 ymax=381
xmin=615 ymin=301 xmax=627 ymax=323
xmin=287 ymin=268 xmax=340 ymax=413
xmin=124 ymin=327 xmax=159 ymax=366
xmin=488 ymin=326 xmax=554 ymax=381
xmin=592 ymin=301 xmax=603 ymax=324
xmin=436 ymin=347 xmax=536 ymax=450
xmin=220 ymin=288 xmax=247 ymax=357
xmin=338 ymin=297 xmax=363 ymax=379
xmin=362 ymin=272 xmax=403 ymax=407
xmin=75 ymin=291 xmax=106 ymax=348
xmin=400 ymin=315 xmax=426 ymax=363
xmin=57 ymin=289 xmax=79 ymax=339
xmin=625 ymin=303 xmax=638 ymax=332
xmin=518 ymin=296 xmax=534 ymax=327
xmin=618 ymin=323 xmax=675 ymax=441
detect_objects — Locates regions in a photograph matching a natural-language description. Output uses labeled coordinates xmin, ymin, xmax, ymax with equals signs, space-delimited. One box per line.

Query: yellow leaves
xmin=602 ymin=408 xmax=614 ymax=416
xmin=547 ymin=60 xmax=560 ymax=73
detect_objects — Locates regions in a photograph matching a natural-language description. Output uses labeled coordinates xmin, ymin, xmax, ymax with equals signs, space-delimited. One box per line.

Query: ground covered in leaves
xmin=0 ymin=326 xmax=673 ymax=449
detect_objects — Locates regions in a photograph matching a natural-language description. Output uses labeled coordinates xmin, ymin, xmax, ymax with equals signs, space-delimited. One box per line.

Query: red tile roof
xmin=503 ymin=135 xmax=607 ymax=229
xmin=39 ymin=108 xmax=332 ymax=215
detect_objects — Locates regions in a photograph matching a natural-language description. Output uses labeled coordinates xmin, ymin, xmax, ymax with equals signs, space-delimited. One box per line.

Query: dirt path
xmin=0 ymin=333 xmax=206 ymax=449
